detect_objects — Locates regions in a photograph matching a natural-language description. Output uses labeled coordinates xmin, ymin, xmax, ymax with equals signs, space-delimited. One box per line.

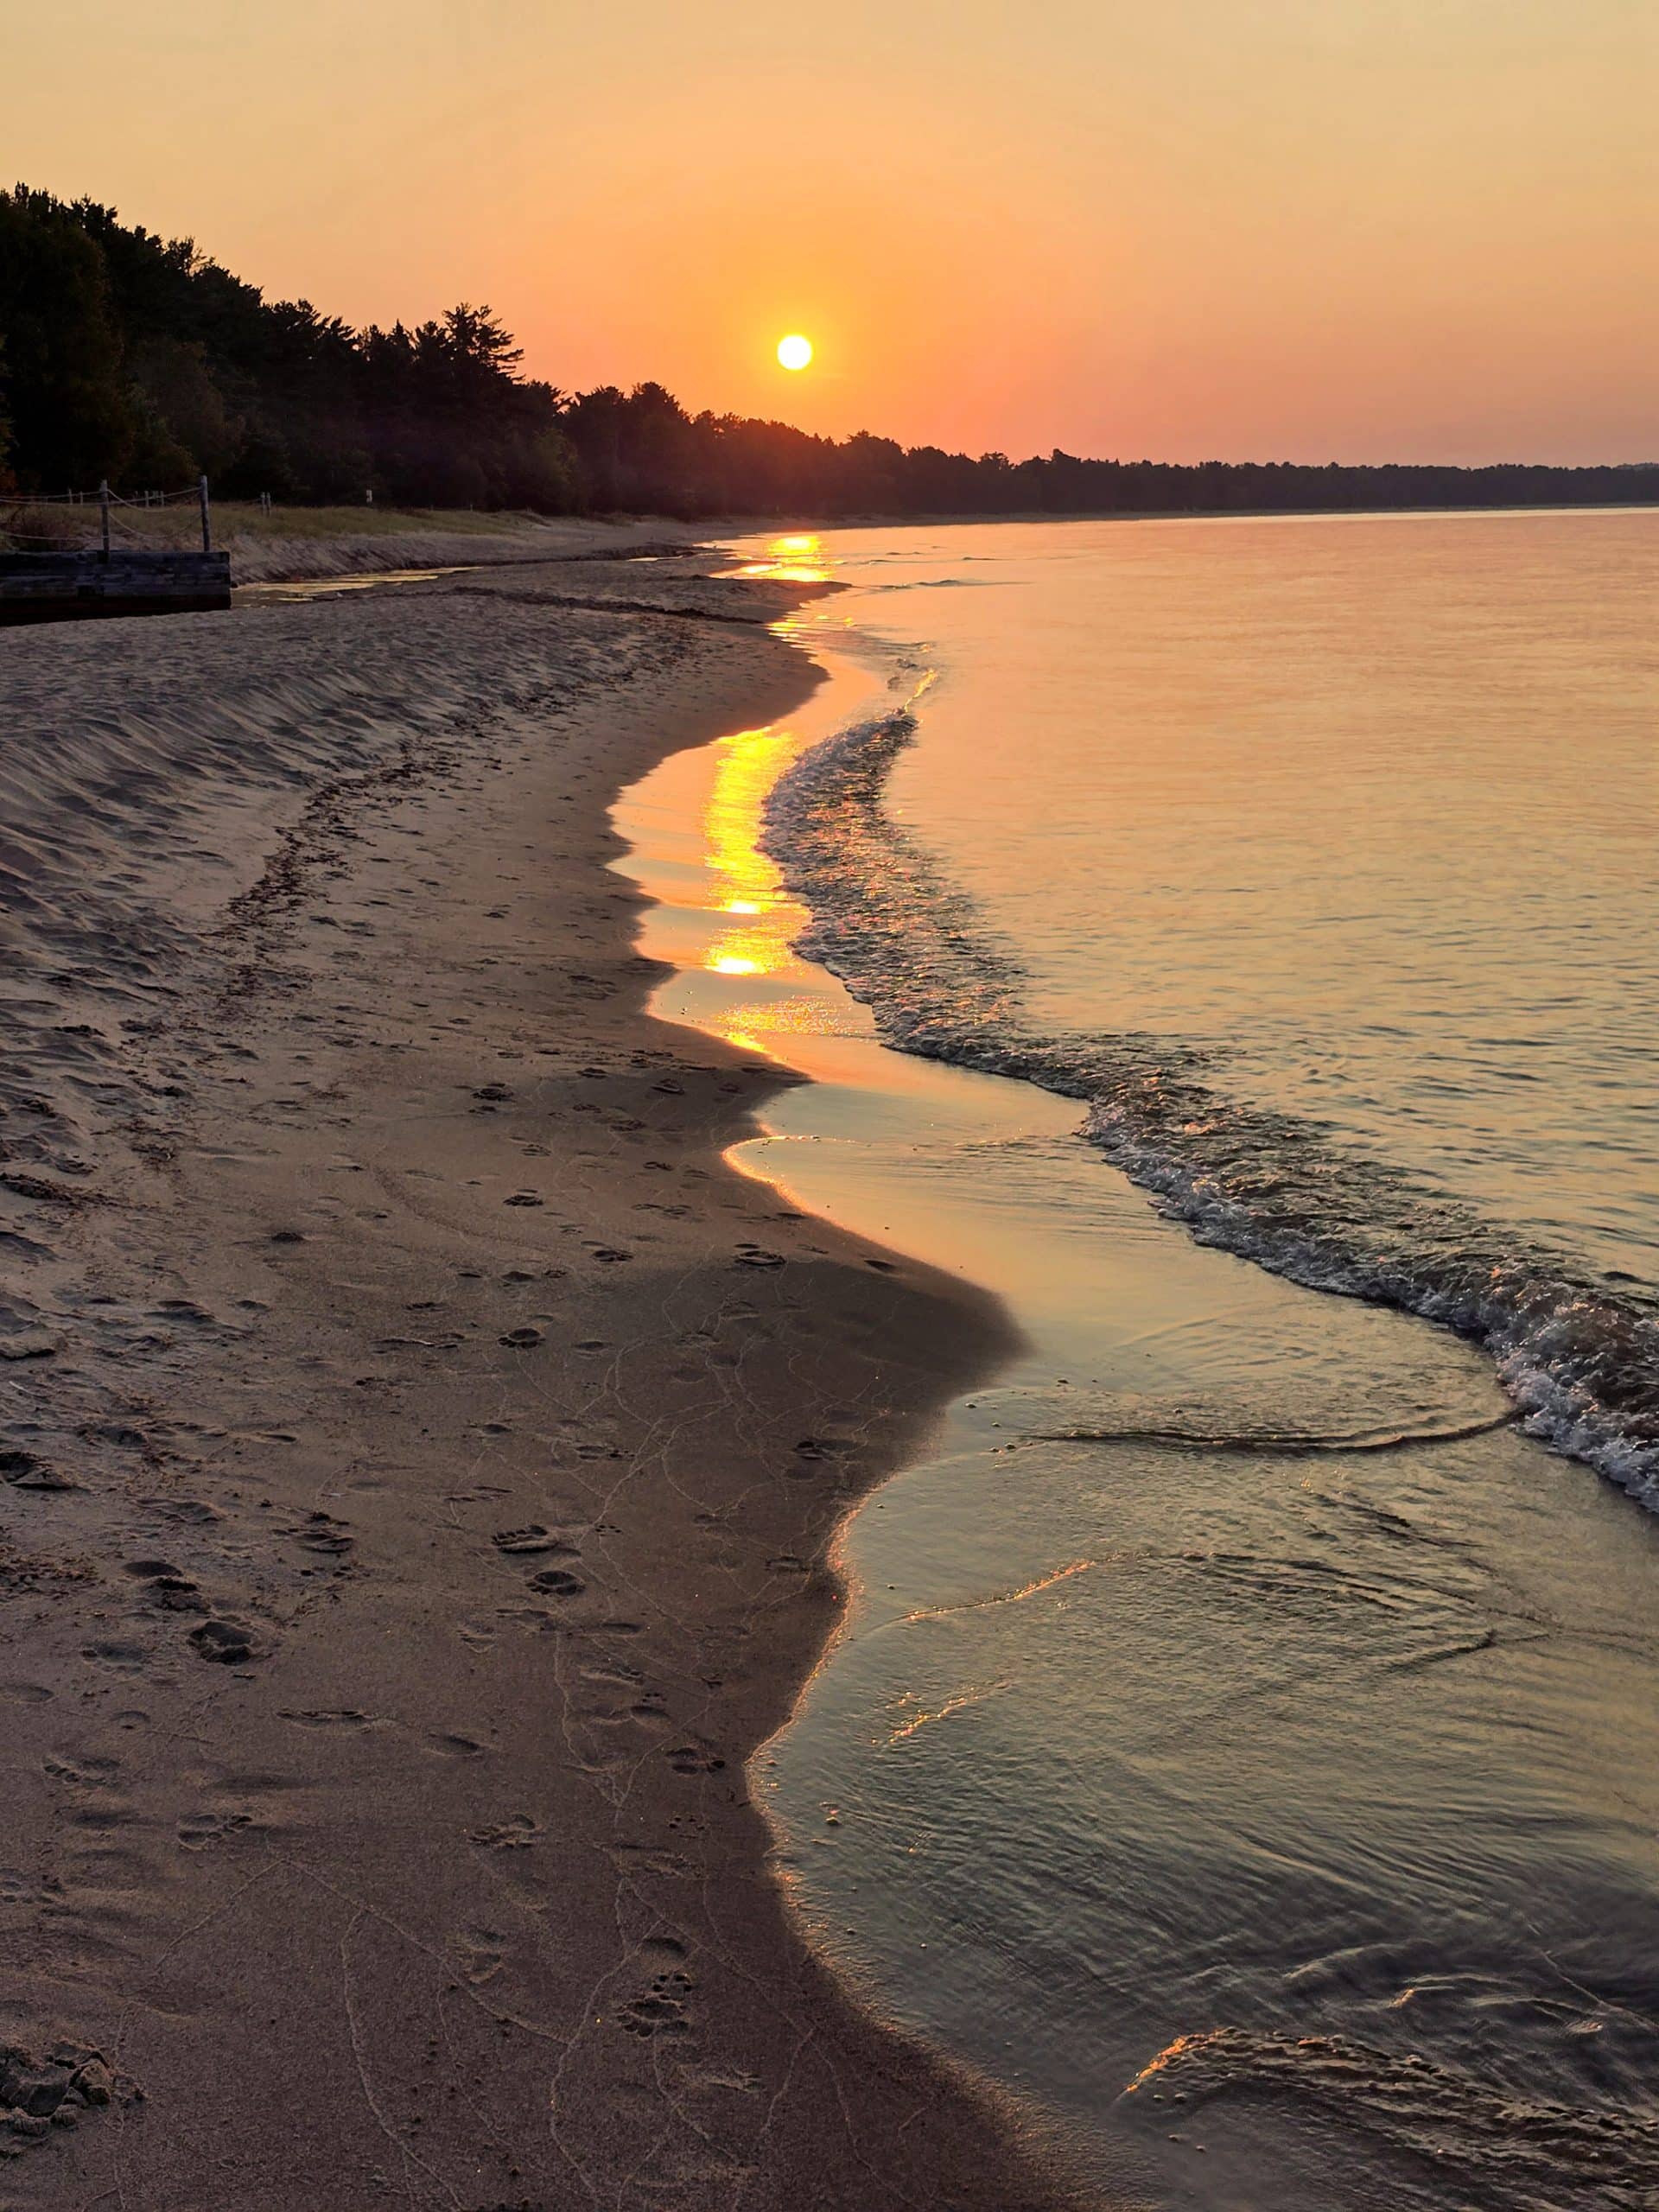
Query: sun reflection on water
xmin=701 ymin=722 xmax=794 ymax=983
xmin=693 ymin=716 xmax=846 ymax=1046
xmin=734 ymin=531 xmax=832 ymax=584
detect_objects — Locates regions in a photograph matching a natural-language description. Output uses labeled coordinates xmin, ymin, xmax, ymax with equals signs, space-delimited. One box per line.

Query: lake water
xmin=616 ymin=512 xmax=1659 ymax=2210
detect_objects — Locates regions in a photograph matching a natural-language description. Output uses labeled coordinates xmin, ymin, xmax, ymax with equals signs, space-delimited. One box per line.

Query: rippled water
xmin=761 ymin=512 xmax=1659 ymax=1494
xmin=861 ymin=512 xmax=1659 ymax=1281
xmin=616 ymin=511 xmax=1659 ymax=2210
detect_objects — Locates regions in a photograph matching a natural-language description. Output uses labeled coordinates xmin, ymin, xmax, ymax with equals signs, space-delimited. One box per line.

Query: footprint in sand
xmin=426 ymin=1732 xmax=487 ymax=1758
xmin=639 ymin=1935 xmax=688 ymax=1963
xmin=492 ymin=1526 xmax=577 ymax=1558
xmin=665 ymin=1745 xmax=725 ymax=1777
xmin=142 ymin=1496 xmax=224 ymax=1526
xmin=176 ymin=1808 xmax=253 ymax=1853
xmin=292 ymin=1512 xmax=354 ymax=1559
xmin=188 ymin=1619 xmax=257 ymax=1664
xmin=467 ymin=1814 xmax=543 ymax=1850
xmin=42 ymin=1752 xmax=120 ymax=1789
xmin=454 ymin=1929 xmax=505 ymax=1987
xmin=527 ymin=1567 xmax=586 ymax=1599
xmin=616 ymin=1968 xmax=696 ymax=2038
xmin=129 ymin=1565 xmax=207 ymax=1613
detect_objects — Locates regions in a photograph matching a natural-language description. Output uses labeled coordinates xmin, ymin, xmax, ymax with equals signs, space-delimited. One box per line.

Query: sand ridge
xmin=0 ymin=564 xmax=1080 ymax=2208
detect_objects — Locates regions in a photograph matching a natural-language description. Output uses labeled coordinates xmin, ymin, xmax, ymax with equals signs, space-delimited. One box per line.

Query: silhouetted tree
xmin=2 ymin=183 xmax=1655 ymax=521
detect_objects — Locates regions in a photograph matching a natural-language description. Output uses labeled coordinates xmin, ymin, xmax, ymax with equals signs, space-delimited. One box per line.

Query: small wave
xmin=1035 ymin=1413 xmax=1516 ymax=1456
xmin=762 ymin=706 xmax=1659 ymax=1509
xmin=1123 ymin=2026 xmax=1659 ymax=2207
xmin=871 ymin=577 xmax=997 ymax=592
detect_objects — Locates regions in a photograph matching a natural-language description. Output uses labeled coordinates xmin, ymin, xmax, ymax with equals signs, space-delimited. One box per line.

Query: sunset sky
xmin=10 ymin=1 xmax=1655 ymax=465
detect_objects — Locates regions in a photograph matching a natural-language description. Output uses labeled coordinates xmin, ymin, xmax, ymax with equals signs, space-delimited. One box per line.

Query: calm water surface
xmin=616 ymin=512 xmax=1659 ymax=2210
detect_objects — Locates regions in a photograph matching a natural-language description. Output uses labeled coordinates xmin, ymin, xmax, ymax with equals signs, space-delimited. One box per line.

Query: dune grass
xmin=0 ymin=499 xmax=668 ymax=584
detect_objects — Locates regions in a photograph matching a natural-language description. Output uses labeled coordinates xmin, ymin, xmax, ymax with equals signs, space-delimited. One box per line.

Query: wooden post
xmin=198 ymin=475 xmax=212 ymax=553
xmin=99 ymin=480 xmax=111 ymax=561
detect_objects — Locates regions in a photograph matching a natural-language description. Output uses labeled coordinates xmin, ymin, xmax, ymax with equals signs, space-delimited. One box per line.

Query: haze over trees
xmin=3 ymin=185 xmax=1654 ymax=521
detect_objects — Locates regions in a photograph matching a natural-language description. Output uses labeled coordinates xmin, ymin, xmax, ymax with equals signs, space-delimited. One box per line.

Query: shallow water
xmin=614 ymin=513 xmax=1659 ymax=2209
xmin=233 ymin=564 xmax=473 ymax=605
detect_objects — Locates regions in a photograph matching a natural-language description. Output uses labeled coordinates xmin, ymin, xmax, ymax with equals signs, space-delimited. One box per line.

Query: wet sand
xmin=0 ymin=560 xmax=1079 ymax=2208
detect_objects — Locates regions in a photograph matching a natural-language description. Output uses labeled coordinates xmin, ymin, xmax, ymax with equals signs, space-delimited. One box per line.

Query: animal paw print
xmin=177 ymin=1808 xmax=253 ymax=1853
xmin=189 ymin=1618 xmax=257 ymax=1664
xmin=124 ymin=1559 xmax=207 ymax=1611
xmin=492 ymin=1525 xmax=575 ymax=1558
xmin=617 ymin=1969 xmax=694 ymax=2038
xmin=467 ymin=1813 xmax=542 ymax=1850
xmin=527 ymin=1567 xmax=585 ymax=1599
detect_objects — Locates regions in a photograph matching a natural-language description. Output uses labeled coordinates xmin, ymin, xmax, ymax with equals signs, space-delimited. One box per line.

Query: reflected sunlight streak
xmin=735 ymin=531 xmax=832 ymax=584
xmin=700 ymin=723 xmax=798 ymax=998
xmin=690 ymin=706 xmax=844 ymax=1047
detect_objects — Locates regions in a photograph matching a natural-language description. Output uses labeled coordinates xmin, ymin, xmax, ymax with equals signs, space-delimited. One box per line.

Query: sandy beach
xmin=0 ymin=556 xmax=1077 ymax=2209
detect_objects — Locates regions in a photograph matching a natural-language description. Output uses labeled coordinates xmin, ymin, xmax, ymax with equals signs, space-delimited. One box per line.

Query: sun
xmin=776 ymin=334 xmax=813 ymax=372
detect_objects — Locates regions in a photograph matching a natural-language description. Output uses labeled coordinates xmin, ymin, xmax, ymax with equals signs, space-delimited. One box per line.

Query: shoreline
xmin=0 ymin=563 xmax=1079 ymax=2206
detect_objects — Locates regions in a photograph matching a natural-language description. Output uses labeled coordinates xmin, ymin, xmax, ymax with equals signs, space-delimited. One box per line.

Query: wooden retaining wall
xmin=0 ymin=551 xmax=233 ymax=625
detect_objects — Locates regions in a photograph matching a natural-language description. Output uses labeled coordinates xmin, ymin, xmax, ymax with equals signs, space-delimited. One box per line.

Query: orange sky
xmin=9 ymin=1 xmax=1656 ymax=463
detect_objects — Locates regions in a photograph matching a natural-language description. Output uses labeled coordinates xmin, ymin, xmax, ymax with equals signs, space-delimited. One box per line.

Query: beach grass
xmin=0 ymin=498 xmax=674 ymax=582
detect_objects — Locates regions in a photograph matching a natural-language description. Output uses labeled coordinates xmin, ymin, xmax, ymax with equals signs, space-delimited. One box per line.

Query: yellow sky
xmin=8 ymin=1 xmax=1656 ymax=462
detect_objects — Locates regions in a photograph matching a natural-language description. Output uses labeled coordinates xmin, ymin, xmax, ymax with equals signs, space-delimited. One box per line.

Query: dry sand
xmin=0 ymin=561 xmax=1079 ymax=2208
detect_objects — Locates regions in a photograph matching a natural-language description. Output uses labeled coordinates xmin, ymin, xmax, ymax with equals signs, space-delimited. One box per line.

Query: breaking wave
xmin=762 ymin=701 xmax=1659 ymax=1507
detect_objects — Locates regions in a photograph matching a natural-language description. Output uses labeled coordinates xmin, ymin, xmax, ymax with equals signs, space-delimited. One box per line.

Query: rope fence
xmin=0 ymin=485 xmax=203 ymax=506
xmin=0 ymin=478 xmax=222 ymax=554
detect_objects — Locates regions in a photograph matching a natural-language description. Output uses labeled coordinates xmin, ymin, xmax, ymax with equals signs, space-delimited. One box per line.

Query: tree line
xmin=3 ymin=185 xmax=1655 ymax=521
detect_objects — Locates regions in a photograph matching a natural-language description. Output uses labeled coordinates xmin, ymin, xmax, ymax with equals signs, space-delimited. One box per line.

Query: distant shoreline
xmin=692 ymin=494 xmax=1659 ymax=531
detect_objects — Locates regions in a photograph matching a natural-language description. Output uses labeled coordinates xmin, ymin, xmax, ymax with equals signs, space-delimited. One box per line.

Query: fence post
xmin=199 ymin=475 xmax=212 ymax=554
xmin=99 ymin=480 xmax=111 ymax=561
